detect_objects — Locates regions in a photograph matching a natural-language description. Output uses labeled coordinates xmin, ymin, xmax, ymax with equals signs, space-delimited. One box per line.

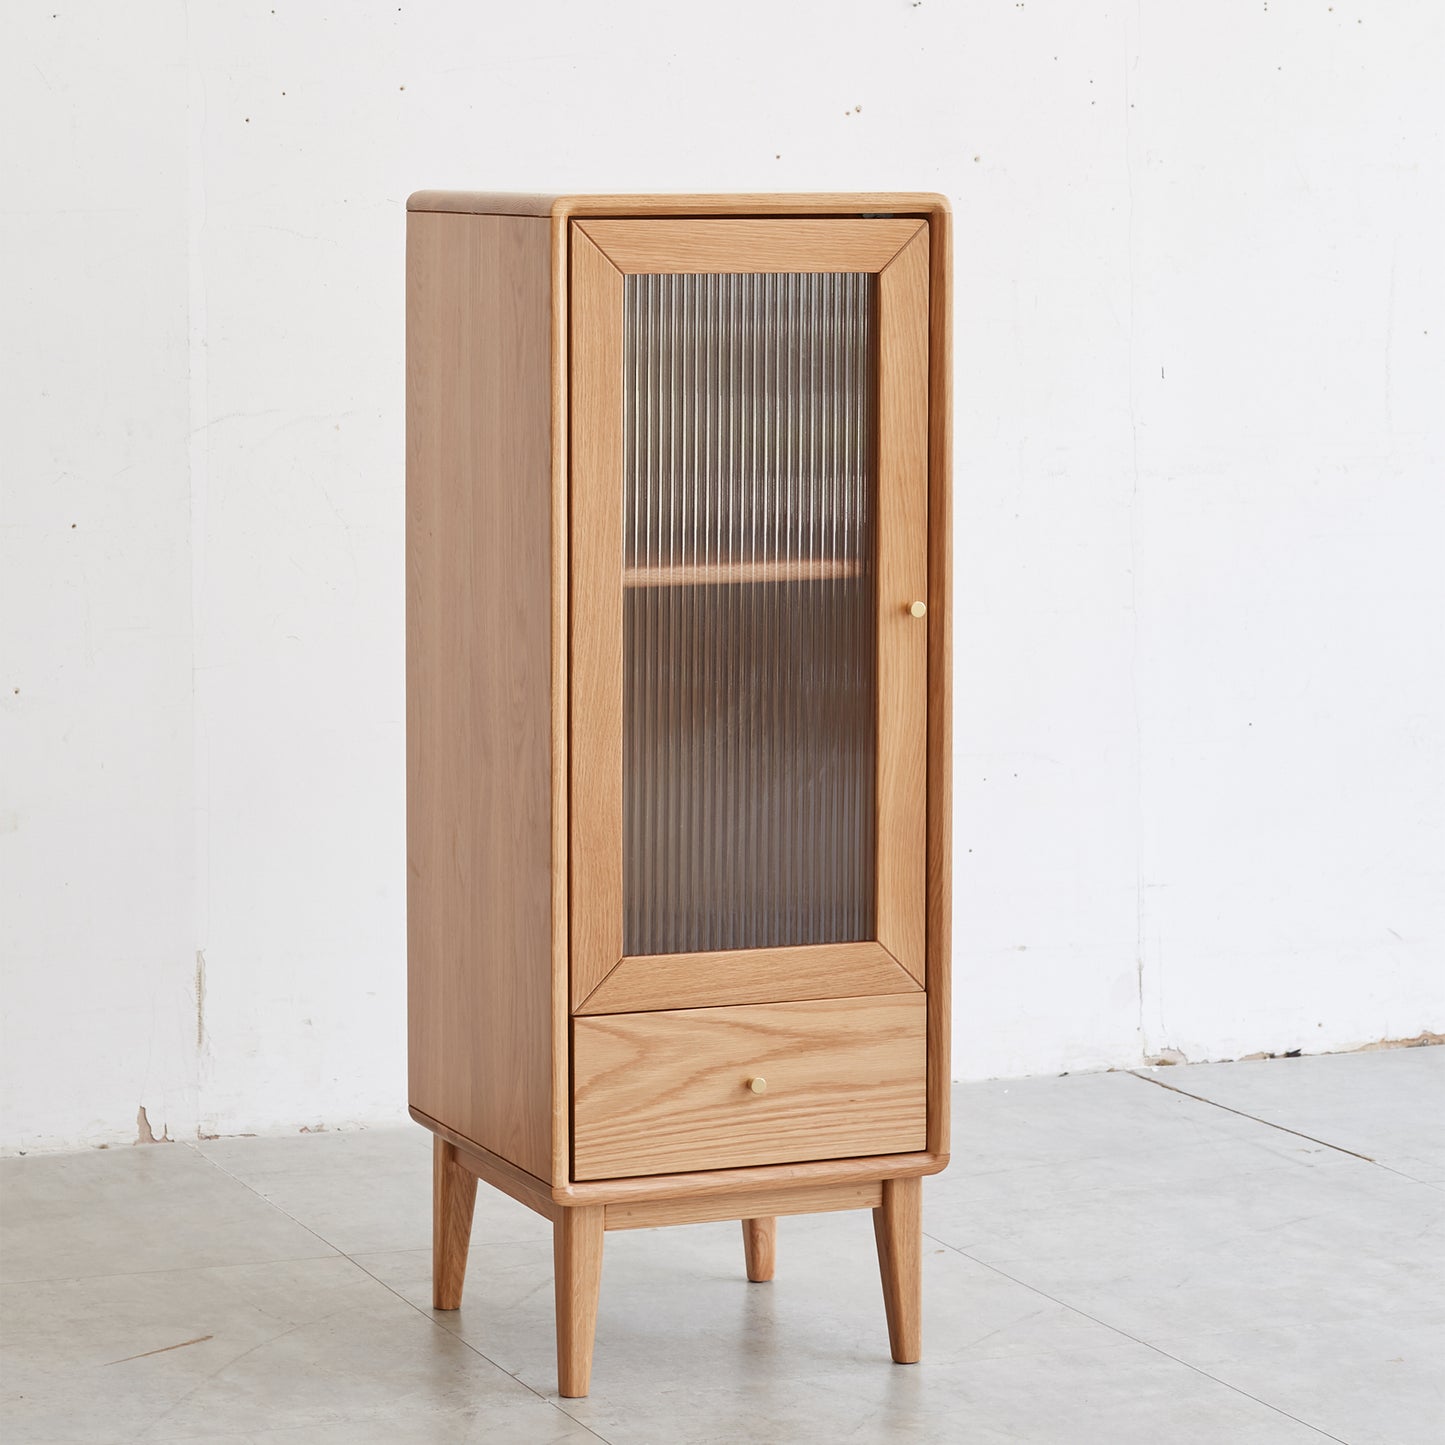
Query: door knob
xmin=908 ymin=600 xmax=927 ymax=618
xmin=746 ymin=1077 xmax=768 ymax=1094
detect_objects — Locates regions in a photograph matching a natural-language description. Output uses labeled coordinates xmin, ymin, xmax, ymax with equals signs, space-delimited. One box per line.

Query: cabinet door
xmin=571 ymin=218 xmax=930 ymax=1014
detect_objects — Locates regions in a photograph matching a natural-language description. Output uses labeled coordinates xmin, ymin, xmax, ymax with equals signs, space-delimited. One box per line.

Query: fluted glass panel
xmin=622 ymin=272 xmax=877 ymax=957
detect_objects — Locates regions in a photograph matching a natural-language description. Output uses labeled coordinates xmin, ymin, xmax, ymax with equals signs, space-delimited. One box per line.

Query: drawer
xmin=571 ymin=994 xmax=926 ymax=1180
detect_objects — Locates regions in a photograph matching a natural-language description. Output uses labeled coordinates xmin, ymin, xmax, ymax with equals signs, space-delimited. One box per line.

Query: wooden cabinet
xmin=406 ymin=191 xmax=951 ymax=1397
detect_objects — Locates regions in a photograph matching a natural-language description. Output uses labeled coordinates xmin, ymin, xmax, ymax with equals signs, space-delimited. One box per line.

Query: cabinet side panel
xmin=925 ymin=204 xmax=953 ymax=1159
xmin=407 ymin=212 xmax=553 ymax=1179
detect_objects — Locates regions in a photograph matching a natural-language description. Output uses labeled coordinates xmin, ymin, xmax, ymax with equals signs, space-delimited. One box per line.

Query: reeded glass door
xmin=624 ymin=269 xmax=876 ymax=958
xmin=571 ymin=218 xmax=930 ymax=1014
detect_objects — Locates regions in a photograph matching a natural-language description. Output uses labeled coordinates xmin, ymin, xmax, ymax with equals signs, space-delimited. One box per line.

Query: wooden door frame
xmin=569 ymin=218 xmax=931 ymax=1015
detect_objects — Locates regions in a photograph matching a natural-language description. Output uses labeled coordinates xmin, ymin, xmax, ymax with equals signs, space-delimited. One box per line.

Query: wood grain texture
xmin=415 ymin=1093 xmax=941 ymax=1213
xmin=407 ymin=192 xmax=950 ymax=223
xmin=556 ymin=1149 xmax=945 ymax=1205
xmin=406 ymin=212 xmax=554 ymax=1180
xmin=924 ymin=202 xmax=953 ymax=1161
xmin=568 ymin=230 xmax=627 ymax=1010
xmin=412 ymin=1108 xmax=562 ymax=1222
xmin=417 ymin=1105 xmax=905 ymax=1219
xmin=875 ymin=228 xmax=931 ymax=987
xmin=873 ymin=1175 xmax=922 ymax=1363
xmin=432 ymin=1137 xmax=478 ymax=1310
xmin=572 ymin=995 xmax=926 ymax=1180
xmin=576 ymin=940 xmax=918 ymax=1015
xmin=602 ymin=1180 xmax=881 ymax=1231
xmin=622 ymin=557 xmax=862 ymax=587
xmin=742 ymin=1217 xmax=776 ymax=1282
xmin=549 ymin=203 xmax=572 ymax=1187
xmin=554 ymin=1205 xmax=605 ymax=1398
xmin=576 ymin=218 xmax=923 ymax=274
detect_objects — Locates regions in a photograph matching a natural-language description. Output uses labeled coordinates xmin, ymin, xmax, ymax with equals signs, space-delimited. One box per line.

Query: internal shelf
xmin=624 ymin=558 xmax=864 ymax=588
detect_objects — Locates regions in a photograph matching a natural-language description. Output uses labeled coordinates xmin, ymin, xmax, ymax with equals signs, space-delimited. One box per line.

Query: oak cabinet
xmin=406 ymin=191 xmax=951 ymax=1397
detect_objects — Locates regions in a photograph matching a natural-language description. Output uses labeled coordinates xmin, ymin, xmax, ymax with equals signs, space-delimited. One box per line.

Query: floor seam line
xmin=184 ymin=1142 xmax=354 ymax=1258
xmin=1123 ymin=1068 xmax=1440 ymax=1189
xmin=185 ymin=1145 xmax=612 ymax=1438
xmin=549 ymin=1402 xmax=617 ymax=1443
xmin=1123 ymin=1068 xmax=1391 ymax=1164
xmin=929 ymin=1234 xmax=1349 ymax=1442
xmin=338 ymin=1251 xmax=613 ymax=1438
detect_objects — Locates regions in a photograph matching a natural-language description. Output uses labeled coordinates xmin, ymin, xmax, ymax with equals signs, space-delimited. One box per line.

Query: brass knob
xmin=908 ymin=600 xmax=928 ymax=618
xmin=747 ymin=1076 xmax=768 ymax=1095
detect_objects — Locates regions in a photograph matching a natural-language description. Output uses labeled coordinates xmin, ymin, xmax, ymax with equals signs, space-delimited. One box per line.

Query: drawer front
xmin=572 ymin=994 xmax=926 ymax=1180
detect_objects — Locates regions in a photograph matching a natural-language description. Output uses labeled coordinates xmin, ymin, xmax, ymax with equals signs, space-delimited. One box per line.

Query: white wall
xmin=3 ymin=0 xmax=1441 ymax=1151
xmin=3 ymin=6 xmax=197 ymax=1151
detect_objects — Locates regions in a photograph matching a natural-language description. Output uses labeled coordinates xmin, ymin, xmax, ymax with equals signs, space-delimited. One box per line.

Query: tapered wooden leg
xmin=554 ymin=1204 xmax=605 ymax=1398
xmin=742 ymin=1217 xmax=776 ymax=1282
xmin=432 ymin=1137 xmax=478 ymax=1310
xmin=872 ymin=1176 xmax=922 ymax=1363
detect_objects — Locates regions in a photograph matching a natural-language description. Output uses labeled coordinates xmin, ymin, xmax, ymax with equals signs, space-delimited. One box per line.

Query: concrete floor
xmin=3 ymin=1049 xmax=1441 ymax=1444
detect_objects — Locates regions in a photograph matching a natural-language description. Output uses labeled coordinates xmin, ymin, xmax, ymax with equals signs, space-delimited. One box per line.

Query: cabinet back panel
xmin=406 ymin=212 xmax=554 ymax=1181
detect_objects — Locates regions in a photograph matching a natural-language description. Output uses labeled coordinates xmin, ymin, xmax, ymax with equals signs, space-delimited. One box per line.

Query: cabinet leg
xmin=554 ymin=1204 xmax=605 ymax=1398
xmin=432 ymin=1137 xmax=478 ymax=1310
xmin=742 ymin=1217 xmax=776 ymax=1282
xmin=872 ymin=1176 xmax=922 ymax=1363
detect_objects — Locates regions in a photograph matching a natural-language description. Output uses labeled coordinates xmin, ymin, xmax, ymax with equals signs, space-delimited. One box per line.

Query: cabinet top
xmin=406 ymin=191 xmax=950 ymax=220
